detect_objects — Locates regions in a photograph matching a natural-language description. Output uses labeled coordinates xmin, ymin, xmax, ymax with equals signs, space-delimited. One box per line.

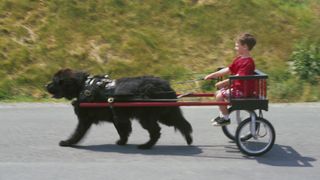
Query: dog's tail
xmin=176 ymin=117 xmax=193 ymax=145
xmin=160 ymin=107 xmax=193 ymax=145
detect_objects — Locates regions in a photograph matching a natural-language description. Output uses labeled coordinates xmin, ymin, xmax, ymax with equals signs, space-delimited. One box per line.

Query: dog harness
xmin=79 ymin=75 xmax=116 ymax=102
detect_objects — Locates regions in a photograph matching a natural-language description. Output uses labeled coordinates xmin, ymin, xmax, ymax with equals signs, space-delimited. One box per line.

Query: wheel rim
xmin=222 ymin=109 xmax=255 ymax=140
xmin=237 ymin=118 xmax=274 ymax=155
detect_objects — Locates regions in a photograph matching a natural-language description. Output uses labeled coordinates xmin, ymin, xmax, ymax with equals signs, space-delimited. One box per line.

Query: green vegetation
xmin=290 ymin=40 xmax=320 ymax=84
xmin=0 ymin=0 xmax=319 ymax=102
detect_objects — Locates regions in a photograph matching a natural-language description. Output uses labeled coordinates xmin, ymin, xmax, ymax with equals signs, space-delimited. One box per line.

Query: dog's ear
xmin=55 ymin=68 xmax=89 ymax=86
xmin=55 ymin=68 xmax=74 ymax=78
xmin=74 ymin=71 xmax=90 ymax=86
xmin=62 ymin=68 xmax=74 ymax=76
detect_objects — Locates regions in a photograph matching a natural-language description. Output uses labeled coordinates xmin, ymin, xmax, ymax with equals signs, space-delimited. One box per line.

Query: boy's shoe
xmin=212 ymin=117 xmax=231 ymax=126
xmin=210 ymin=117 xmax=219 ymax=122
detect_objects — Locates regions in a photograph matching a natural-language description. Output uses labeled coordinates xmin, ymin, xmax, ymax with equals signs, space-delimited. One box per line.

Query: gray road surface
xmin=0 ymin=103 xmax=319 ymax=180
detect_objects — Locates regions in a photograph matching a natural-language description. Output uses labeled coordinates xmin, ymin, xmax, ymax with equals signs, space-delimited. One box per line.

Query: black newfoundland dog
xmin=46 ymin=69 xmax=193 ymax=149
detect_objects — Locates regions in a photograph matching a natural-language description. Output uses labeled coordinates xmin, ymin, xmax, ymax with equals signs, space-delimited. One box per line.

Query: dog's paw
xmin=186 ymin=135 xmax=193 ymax=145
xmin=116 ymin=139 xmax=127 ymax=146
xmin=59 ymin=140 xmax=72 ymax=147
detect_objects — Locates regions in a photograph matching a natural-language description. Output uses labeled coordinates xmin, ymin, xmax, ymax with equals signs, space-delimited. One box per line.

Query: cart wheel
xmin=235 ymin=117 xmax=275 ymax=156
xmin=222 ymin=108 xmax=256 ymax=141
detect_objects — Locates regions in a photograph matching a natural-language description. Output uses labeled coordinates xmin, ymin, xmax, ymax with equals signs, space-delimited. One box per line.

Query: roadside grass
xmin=0 ymin=0 xmax=319 ymax=102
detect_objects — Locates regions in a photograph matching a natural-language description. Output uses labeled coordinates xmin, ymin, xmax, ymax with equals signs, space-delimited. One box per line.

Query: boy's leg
xmin=212 ymin=90 xmax=230 ymax=126
xmin=217 ymin=92 xmax=229 ymax=116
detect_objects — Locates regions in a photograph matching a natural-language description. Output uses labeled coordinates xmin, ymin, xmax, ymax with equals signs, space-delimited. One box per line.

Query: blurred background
xmin=0 ymin=0 xmax=319 ymax=102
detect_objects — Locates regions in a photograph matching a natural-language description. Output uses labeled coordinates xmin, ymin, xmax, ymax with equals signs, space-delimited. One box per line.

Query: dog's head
xmin=46 ymin=69 xmax=89 ymax=100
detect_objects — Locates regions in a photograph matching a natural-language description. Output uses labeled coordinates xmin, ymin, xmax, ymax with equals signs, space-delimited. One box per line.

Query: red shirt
xmin=228 ymin=56 xmax=256 ymax=97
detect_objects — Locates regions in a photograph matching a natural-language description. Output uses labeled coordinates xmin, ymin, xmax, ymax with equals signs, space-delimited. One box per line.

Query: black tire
xmin=222 ymin=108 xmax=256 ymax=141
xmin=235 ymin=117 xmax=275 ymax=156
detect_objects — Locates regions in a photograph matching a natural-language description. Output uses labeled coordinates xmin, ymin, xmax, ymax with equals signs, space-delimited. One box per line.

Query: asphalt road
xmin=0 ymin=103 xmax=319 ymax=180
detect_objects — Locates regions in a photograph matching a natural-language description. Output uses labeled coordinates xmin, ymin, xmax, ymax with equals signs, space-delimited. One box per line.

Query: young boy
xmin=204 ymin=33 xmax=256 ymax=126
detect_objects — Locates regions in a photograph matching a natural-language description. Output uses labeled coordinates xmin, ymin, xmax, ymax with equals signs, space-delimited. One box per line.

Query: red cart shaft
xmin=176 ymin=93 xmax=215 ymax=97
xmin=80 ymin=101 xmax=229 ymax=108
xmin=79 ymin=93 xmax=224 ymax=108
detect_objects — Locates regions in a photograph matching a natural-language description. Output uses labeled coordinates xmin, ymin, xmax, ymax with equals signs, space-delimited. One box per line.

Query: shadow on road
xmin=72 ymin=143 xmax=316 ymax=167
xmin=251 ymin=144 xmax=316 ymax=167
xmin=197 ymin=143 xmax=316 ymax=167
xmin=73 ymin=144 xmax=203 ymax=156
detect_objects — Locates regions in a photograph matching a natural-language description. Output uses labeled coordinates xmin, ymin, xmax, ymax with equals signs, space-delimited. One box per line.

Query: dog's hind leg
xmin=160 ymin=108 xmax=193 ymax=145
xmin=59 ymin=120 xmax=92 ymax=146
xmin=138 ymin=118 xmax=161 ymax=149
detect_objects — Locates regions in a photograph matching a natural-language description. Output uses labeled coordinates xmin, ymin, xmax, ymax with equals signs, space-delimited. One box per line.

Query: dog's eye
xmin=53 ymin=77 xmax=58 ymax=83
xmin=54 ymin=78 xmax=64 ymax=85
xmin=58 ymin=79 xmax=64 ymax=85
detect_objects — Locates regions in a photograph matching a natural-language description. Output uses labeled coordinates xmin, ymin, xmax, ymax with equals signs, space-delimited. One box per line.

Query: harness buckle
xmin=108 ymin=97 xmax=114 ymax=103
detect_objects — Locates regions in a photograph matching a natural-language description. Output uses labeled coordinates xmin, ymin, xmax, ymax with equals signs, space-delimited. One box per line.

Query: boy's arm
xmin=204 ymin=67 xmax=230 ymax=80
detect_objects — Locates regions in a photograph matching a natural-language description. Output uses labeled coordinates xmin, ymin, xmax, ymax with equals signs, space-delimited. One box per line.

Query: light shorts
xmin=220 ymin=88 xmax=244 ymax=99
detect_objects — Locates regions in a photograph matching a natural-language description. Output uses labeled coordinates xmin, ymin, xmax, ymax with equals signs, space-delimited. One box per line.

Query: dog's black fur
xmin=46 ymin=69 xmax=193 ymax=149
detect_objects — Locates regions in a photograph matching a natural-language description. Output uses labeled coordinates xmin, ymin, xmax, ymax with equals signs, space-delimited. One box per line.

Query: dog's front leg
xmin=109 ymin=107 xmax=132 ymax=146
xmin=59 ymin=121 xmax=92 ymax=146
xmin=113 ymin=120 xmax=132 ymax=145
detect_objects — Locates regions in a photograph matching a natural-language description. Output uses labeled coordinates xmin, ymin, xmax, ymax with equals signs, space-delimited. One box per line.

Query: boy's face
xmin=235 ymin=41 xmax=248 ymax=54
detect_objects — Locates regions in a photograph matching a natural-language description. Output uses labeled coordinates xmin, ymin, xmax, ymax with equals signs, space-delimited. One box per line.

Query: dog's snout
xmin=46 ymin=82 xmax=55 ymax=93
xmin=45 ymin=83 xmax=51 ymax=90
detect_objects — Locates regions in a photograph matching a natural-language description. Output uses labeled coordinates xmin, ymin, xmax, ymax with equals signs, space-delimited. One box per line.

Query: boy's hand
xmin=204 ymin=75 xmax=213 ymax=80
xmin=204 ymin=67 xmax=230 ymax=80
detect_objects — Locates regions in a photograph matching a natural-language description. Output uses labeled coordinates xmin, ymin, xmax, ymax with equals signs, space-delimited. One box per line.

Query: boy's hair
xmin=238 ymin=33 xmax=256 ymax=51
